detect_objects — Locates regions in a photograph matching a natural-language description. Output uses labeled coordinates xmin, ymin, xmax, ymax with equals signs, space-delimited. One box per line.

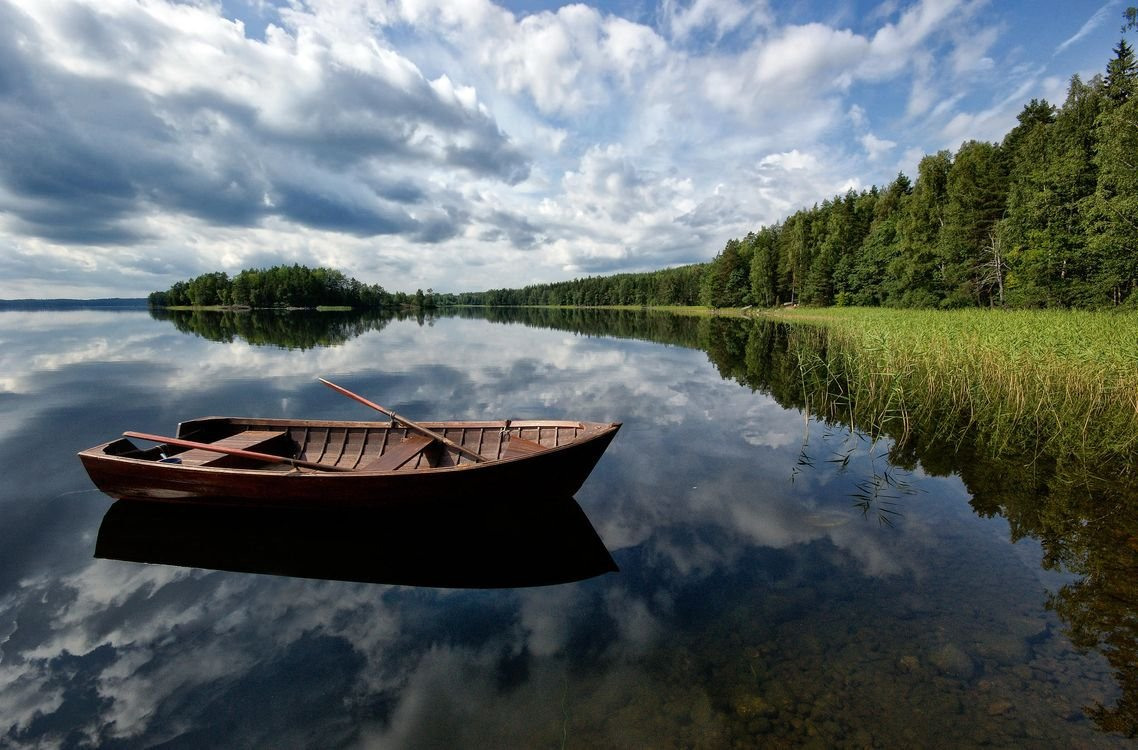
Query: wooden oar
xmin=124 ymin=431 xmax=354 ymax=472
xmin=318 ymin=377 xmax=486 ymax=463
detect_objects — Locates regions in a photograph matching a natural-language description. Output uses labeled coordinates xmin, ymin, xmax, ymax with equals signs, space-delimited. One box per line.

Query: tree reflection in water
xmin=150 ymin=307 xmax=405 ymax=350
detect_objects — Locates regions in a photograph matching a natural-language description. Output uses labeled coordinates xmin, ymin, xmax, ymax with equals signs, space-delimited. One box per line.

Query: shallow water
xmin=0 ymin=308 xmax=1134 ymax=748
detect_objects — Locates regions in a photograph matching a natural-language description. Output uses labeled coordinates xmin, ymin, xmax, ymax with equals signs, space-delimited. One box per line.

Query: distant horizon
xmin=0 ymin=297 xmax=147 ymax=301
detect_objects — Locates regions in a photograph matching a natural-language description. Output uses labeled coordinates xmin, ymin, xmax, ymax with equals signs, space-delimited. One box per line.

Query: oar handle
xmin=124 ymin=431 xmax=354 ymax=472
xmin=318 ymin=378 xmax=486 ymax=463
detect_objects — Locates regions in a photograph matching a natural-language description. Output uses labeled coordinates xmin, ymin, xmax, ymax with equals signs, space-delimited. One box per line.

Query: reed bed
xmin=771 ymin=307 xmax=1138 ymax=467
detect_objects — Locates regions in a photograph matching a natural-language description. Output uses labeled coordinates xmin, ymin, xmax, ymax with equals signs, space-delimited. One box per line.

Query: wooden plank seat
xmin=176 ymin=430 xmax=289 ymax=467
xmin=503 ymin=436 xmax=546 ymax=460
xmin=360 ymin=434 xmax=434 ymax=471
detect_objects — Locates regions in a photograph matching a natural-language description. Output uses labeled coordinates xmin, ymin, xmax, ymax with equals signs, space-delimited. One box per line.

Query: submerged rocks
xmin=929 ymin=642 xmax=977 ymax=680
xmin=1006 ymin=615 xmax=1050 ymax=643
xmin=987 ymin=699 xmax=1014 ymax=716
xmin=898 ymin=654 xmax=921 ymax=673
xmin=976 ymin=633 xmax=1032 ymax=666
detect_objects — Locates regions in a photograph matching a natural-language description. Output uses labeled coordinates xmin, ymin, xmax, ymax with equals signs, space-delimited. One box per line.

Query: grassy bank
xmin=758 ymin=307 xmax=1138 ymax=465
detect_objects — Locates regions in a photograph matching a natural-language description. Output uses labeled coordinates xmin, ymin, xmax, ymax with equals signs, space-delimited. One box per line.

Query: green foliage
xmin=891 ymin=151 xmax=952 ymax=306
xmin=938 ymin=141 xmax=1008 ymax=306
xmin=701 ymin=238 xmax=752 ymax=307
xmin=458 ymin=264 xmax=706 ymax=307
xmin=748 ymin=225 xmax=781 ymax=306
xmin=999 ymin=99 xmax=1058 ymax=306
xmin=149 ymin=264 xmax=393 ymax=309
xmin=1085 ymin=51 xmax=1138 ymax=305
xmin=1104 ymin=38 xmax=1137 ymax=105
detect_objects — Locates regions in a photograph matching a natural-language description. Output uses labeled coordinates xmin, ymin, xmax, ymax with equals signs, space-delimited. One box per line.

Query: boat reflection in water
xmin=95 ymin=493 xmax=618 ymax=589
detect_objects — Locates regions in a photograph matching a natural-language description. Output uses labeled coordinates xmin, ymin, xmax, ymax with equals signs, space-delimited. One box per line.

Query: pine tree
xmin=804 ymin=199 xmax=838 ymax=305
xmin=776 ymin=212 xmax=811 ymax=305
xmin=938 ymin=140 xmax=1009 ymax=307
xmin=999 ymin=99 xmax=1056 ymax=305
xmin=831 ymin=188 xmax=879 ymax=305
xmin=748 ymin=225 xmax=781 ymax=307
xmin=1001 ymin=76 xmax=1103 ymax=306
xmin=1103 ymin=38 xmax=1137 ymax=105
xmin=850 ymin=174 xmax=909 ymax=306
xmin=1085 ymin=96 xmax=1138 ymax=304
xmin=700 ymin=238 xmax=751 ymax=307
xmin=890 ymin=151 xmax=951 ymax=307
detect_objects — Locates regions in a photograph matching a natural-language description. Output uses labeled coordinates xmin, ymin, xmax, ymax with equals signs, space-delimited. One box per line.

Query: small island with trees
xmin=148 ymin=265 xmax=453 ymax=311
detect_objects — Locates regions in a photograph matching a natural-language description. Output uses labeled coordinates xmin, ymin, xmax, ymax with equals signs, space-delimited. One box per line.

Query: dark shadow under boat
xmin=95 ymin=493 xmax=618 ymax=589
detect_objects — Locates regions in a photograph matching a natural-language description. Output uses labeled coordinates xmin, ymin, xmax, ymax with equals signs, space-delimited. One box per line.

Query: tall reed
xmin=774 ymin=308 xmax=1138 ymax=469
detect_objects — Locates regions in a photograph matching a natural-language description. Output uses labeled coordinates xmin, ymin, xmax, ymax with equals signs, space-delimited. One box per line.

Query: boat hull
xmin=79 ymin=418 xmax=620 ymax=507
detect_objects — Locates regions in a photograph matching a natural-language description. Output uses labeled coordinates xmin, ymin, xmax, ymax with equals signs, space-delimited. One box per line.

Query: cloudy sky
xmin=0 ymin=0 xmax=1129 ymax=298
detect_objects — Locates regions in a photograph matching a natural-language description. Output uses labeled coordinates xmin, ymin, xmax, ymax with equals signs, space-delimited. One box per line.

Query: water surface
xmin=0 ymin=308 xmax=1133 ymax=748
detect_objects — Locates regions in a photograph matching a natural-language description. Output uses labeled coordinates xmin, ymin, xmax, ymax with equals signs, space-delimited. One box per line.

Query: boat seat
xmin=361 ymin=434 xmax=434 ymax=471
xmin=503 ymin=436 xmax=545 ymax=459
xmin=177 ymin=430 xmax=289 ymax=467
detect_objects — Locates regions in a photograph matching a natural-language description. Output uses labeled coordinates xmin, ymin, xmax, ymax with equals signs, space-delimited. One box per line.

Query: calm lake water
xmin=1 ymin=308 xmax=1135 ymax=748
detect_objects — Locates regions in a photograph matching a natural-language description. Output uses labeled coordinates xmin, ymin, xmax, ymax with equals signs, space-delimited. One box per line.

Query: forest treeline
xmin=455 ymin=264 xmax=706 ymax=307
xmin=147 ymin=265 xmax=453 ymax=310
xmin=465 ymin=34 xmax=1138 ymax=310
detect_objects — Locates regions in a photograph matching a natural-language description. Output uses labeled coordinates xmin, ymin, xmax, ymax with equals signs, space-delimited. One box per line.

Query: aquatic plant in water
xmin=779 ymin=307 xmax=1138 ymax=472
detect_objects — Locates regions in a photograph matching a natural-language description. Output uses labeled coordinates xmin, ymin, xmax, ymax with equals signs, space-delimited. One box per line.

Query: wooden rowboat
xmin=79 ymin=380 xmax=620 ymax=506
xmin=79 ymin=415 xmax=621 ymax=506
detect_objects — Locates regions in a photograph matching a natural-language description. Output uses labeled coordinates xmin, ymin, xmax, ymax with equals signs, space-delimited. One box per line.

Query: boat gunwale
xmin=180 ymin=416 xmax=593 ymax=430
